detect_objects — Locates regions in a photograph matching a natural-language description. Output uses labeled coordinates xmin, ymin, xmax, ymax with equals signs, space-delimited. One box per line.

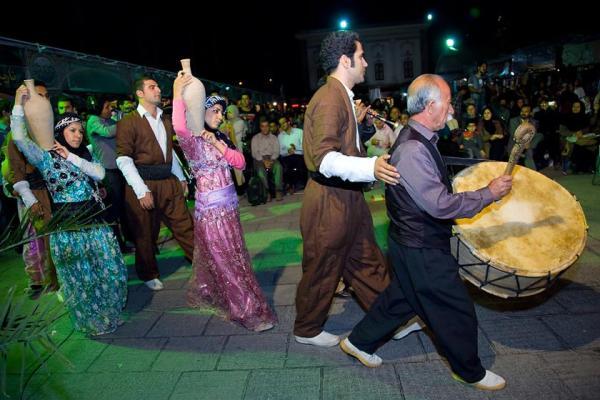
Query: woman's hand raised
xmin=52 ymin=141 xmax=70 ymax=159
xmin=173 ymin=71 xmax=193 ymax=99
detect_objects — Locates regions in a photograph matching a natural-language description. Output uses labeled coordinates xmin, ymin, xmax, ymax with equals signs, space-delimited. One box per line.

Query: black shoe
xmin=25 ymin=285 xmax=44 ymax=300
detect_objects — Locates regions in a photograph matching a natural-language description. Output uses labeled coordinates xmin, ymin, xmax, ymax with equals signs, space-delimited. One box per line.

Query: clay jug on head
xmin=180 ymin=59 xmax=206 ymax=135
xmin=22 ymin=79 xmax=54 ymax=150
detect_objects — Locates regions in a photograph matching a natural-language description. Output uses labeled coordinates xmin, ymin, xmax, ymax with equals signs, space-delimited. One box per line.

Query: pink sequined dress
xmin=172 ymin=99 xmax=277 ymax=330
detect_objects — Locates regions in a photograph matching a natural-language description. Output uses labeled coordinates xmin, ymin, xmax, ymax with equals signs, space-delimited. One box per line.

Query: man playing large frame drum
xmin=340 ymin=74 xmax=512 ymax=391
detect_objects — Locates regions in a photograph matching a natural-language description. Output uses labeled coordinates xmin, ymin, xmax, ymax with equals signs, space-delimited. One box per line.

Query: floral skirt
xmin=50 ymin=226 xmax=127 ymax=335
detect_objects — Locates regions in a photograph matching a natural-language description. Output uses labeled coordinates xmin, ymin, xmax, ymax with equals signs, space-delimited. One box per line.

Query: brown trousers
xmin=124 ymin=177 xmax=194 ymax=281
xmin=294 ymin=180 xmax=390 ymax=337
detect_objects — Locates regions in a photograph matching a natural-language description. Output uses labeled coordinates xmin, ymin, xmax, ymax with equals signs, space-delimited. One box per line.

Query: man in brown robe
xmin=6 ymin=136 xmax=58 ymax=295
xmin=116 ymin=76 xmax=194 ymax=291
xmin=294 ymin=31 xmax=401 ymax=347
xmin=3 ymin=81 xmax=58 ymax=298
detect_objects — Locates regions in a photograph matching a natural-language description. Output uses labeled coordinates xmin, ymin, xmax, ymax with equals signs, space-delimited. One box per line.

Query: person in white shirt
xmin=116 ymin=75 xmax=194 ymax=291
xmin=277 ymin=116 xmax=306 ymax=193
xmin=390 ymin=111 xmax=409 ymax=144
xmin=365 ymin=115 xmax=393 ymax=157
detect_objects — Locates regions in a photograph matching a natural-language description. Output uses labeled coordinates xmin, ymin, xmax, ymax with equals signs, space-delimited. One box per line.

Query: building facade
xmin=297 ymin=24 xmax=426 ymax=99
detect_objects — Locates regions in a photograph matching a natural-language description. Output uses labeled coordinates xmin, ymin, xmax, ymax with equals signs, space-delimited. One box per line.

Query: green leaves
xmin=0 ymin=203 xmax=101 ymax=397
xmin=0 ymin=287 xmax=67 ymax=397
xmin=0 ymin=203 xmax=109 ymax=254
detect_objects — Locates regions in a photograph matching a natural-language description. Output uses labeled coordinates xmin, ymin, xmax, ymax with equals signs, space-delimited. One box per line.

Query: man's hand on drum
xmin=488 ymin=175 xmax=513 ymax=200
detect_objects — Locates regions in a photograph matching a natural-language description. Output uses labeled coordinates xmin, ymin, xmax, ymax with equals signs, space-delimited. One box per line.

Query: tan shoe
xmin=144 ymin=278 xmax=164 ymax=291
xmin=295 ymin=331 xmax=340 ymax=347
xmin=339 ymin=338 xmax=382 ymax=368
xmin=392 ymin=316 xmax=425 ymax=340
xmin=253 ymin=322 xmax=275 ymax=332
xmin=452 ymin=370 xmax=506 ymax=391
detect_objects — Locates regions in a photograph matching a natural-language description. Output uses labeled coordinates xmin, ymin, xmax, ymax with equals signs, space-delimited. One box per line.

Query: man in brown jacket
xmin=294 ymin=31 xmax=401 ymax=347
xmin=3 ymin=81 xmax=58 ymax=298
xmin=116 ymin=76 xmax=194 ymax=291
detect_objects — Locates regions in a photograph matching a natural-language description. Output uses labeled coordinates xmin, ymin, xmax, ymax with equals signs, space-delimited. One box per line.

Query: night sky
xmin=2 ymin=1 xmax=596 ymax=98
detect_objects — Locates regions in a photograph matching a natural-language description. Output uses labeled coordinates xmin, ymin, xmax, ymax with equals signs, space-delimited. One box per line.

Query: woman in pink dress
xmin=172 ymin=73 xmax=277 ymax=332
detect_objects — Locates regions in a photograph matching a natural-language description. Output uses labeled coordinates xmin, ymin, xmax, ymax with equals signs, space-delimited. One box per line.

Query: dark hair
xmin=571 ymin=100 xmax=583 ymax=112
xmin=319 ymin=31 xmax=360 ymax=75
xmin=132 ymin=75 xmax=156 ymax=98
xmin=118 ymin=94 xmax=135 ymax=106
xmin=33 ymin=80 xmax=47 ymax=88
xmin=371 ymin=98 xmax=386 ymax=111
xmin=57 ymin=95 xmax=72 ymax=104
xmin=0 ymin=98 xmax=11 ymax=114
xmin=465 ymin=117 xmax=479 ymax=126
xmin=54 ymin=112 xmax=92 ymax=161
xmin=91 ymin=95 xmax=111 ymax=115
xmin=482 ymin=106 xmax=495 ymax=117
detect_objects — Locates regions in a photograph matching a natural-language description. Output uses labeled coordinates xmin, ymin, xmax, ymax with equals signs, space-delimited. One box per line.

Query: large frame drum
xmin=452 ymin=162 xmax=587 ymax=298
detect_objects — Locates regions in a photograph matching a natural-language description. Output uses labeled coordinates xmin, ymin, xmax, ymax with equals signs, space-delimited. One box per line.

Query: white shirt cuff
xmin=171 ymin=150 xmax=186 ymax=181
xmin=66 ymin=153 xmax=105 ymax=181
xmin=319 ymin=152 xmax=377 ymax=182
xmin=12 ymin=105 xmax=24 ymax=116
xmin=116 ymin=156 xmax=150 ymax=199
xmin=67 ymin=152 xmax=81 ymax=167
xmin=13 ymin=180 xmax=38 ymax=208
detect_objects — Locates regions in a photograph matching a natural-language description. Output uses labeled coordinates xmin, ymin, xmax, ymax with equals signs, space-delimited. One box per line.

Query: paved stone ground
xmin=2 ymin=172 xmax=599 ymax=400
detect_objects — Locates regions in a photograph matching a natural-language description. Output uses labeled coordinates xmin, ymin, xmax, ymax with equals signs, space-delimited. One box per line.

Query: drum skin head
xmin=453 ymin=162 xmax=587 ymax=278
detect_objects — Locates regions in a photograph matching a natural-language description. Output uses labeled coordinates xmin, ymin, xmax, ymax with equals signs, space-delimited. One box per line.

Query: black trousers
xmin=103 ymin=168 xmax=133 ymax=244
xmin=348 ymin=237 xmax=486 ymax=383
xmin=280 ymin=154 xmax=307 ymax=189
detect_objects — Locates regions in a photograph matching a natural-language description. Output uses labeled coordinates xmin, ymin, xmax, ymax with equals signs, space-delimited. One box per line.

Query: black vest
xmin=386 ymin=126 xmax=453 ymax=250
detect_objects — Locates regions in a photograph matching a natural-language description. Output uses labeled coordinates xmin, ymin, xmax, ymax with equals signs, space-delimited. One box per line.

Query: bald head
xmin=407 ymin=74 xmax=453 ymax=131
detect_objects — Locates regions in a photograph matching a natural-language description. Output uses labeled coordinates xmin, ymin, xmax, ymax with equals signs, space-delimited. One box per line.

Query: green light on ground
xmin=239 ymin=211 xmax=256 ymax=222
xmin=268 ymin=202 xmax=302 ymax=216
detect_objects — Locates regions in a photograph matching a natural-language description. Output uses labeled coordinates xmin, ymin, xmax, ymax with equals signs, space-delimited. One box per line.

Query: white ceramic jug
xmin=180 ymin=59 xmax=206 ymax=135
xmin=23 ymin=79 xmax=54 ymax=150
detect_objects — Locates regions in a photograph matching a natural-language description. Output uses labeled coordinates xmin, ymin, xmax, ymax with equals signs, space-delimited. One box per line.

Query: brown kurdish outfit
xmin=294 ymin=77 xmax=390 ymax=337
xmin=7 ymin=137 xmax=58 ymax=287
xmin=116 ymin=112 xmax=194 ymax=281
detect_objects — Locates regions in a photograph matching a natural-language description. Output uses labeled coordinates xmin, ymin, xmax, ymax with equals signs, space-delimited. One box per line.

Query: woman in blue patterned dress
xmin=11 ymin=85 xmax=127 ymax=336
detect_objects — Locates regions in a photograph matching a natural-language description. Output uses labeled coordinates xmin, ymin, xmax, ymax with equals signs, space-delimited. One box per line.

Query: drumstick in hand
xmin=504 ymin=122 xmax=536 ymax=175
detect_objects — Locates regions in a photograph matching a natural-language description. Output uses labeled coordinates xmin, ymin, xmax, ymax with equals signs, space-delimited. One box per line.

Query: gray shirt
xmin=390 ymin=120 xmax=494 ymax=220
xmin=251 ymin=133 xmax=280 ymax=162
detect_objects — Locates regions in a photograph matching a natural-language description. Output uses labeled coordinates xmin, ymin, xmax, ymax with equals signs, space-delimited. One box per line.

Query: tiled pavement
xmin=2 ymin=174 xmax=599 ymax=399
